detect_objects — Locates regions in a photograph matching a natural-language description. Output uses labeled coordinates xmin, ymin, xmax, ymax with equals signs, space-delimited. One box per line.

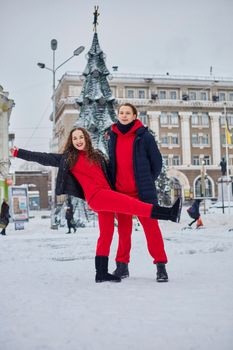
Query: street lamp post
xmin=201 ymin=160 xmax=206 ymax=214
xmin=37 ymin=40 xmax=84 ymax=229
xmin=223 ymin=102 xmax=231 ymax=214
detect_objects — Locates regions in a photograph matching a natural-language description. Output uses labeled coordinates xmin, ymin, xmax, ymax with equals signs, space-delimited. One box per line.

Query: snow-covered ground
xmin=0 ymin=208 xmax=233 ymax=350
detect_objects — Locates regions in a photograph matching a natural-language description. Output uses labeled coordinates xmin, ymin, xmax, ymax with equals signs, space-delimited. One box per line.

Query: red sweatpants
xmin=90 ymin=189 xmax=153 ymax=257
xmin=116 ymin=213 xmax=167 ymax=264
xmin=96 ymin=211 xmax=115 ymax=256
xmin=89 ymin=189 xmax=152 ymax=217
xmin=93 ymin=190 xmax=167 ymax=263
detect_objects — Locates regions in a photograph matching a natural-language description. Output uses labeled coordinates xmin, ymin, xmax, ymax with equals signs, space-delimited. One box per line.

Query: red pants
xmin=89 ymin=189 xmax=152 ymax=217
xmin=92 ymin=190 xmax=167 ymax=263
xmin=96 ymin=211 xmax=115 ymax=256
xmin=91 ymin=189 xmax=151 ymax=257
xmin=115 ymin=214 xmax=167 ymax=264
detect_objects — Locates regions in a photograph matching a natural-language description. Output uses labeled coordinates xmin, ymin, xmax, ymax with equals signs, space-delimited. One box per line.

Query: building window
xmin=219 ymin=92 xmax=226 ymax=101
xmin=220 ymin=114 xmax=233 ymax=127
xmin=192 ymin=155 xmax=200 ymax=165
xmin=200 ymin=92 xmax=207 ymax=100
xmin=138 ymin=112 xmax=148 ymax=125
xmin=160 ymin=112 xmax=179 ymax=126
xmin=229 ymin=93 xmax=233 ymax=101
xmin=189 ymin=91 xmax=197 ymax=100
xmin=200 ymin=113 xmax=209 ymax=126
xmin=201 ymin=134 xmax=209 ymax=145
xmin=191 ymin=112 xmax=209 ymax=126
xmin=161 ymin=135 xmax=169 ymax=144
xmin=220 ymin=116 xmax=225 ymax=126
xmin=203 ymin=155 xmax=211 ymax=165
xmin=138 ymin=90 xmax=145 ymax=99
xmin=160 ymin=113 xmax=168 ymax=125
xmin=162 ymin=155 xmax=169 ymax=166
xmin=192 ymin=134 xmax=199 ymax=145
xmin=170 ymin=91 xmax=177 ymax=99
xmin=69 ymin=85 xmax=81 ymax=96
xmin=127 ymin=89 xmax=134 ymax=98
xmin=172 ymin=155 xmax=180 ymax=165
xmin=170 ymin=112 xmax=179 ymax=125
xmin=192 ymin=133 xmax=210 ymax=146
xmin=227 ymin=115 xmax=233 ymax=127
xmin=159 ymin=91 xmax=166 ymax=99
xmin=191 ymin=113 xmax=199 ymax=125
xmin=171 ymin=134 xmax=179 ymax=145
xmin=161 ymin=133 xmax=179 ymax=146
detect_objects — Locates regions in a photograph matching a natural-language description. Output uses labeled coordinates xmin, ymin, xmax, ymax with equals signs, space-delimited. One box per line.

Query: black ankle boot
xmin=156 ymin=263 xmax=168 ymax=282
xmin=113 ymin=262 xmax=129 ymax=279
xmin=95 ymin=256 xmax=121 ymax=283
xmin=151 ymin=198 xmax=181 ymax=223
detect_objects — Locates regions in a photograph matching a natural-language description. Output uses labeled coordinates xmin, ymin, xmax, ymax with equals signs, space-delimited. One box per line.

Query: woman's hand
xmin=10 ymin=146 xmax=18 ymax=157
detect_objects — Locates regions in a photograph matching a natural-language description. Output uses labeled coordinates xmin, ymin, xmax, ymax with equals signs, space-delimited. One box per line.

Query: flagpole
xmin=224 ymin=102 xmax=231 ymax=214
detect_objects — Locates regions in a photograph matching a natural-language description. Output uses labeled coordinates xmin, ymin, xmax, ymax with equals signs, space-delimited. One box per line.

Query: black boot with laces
xmin=156 ymin=263 xmax=168 ymax=282
xmin=113 ymin=262 xmax=129 ymax=279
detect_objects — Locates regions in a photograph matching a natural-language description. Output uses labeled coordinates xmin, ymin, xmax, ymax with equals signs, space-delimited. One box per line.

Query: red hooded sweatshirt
xmin=112 ymin=119 xmax=143 ymax=197
xmin=70 ymin=151 xmax=110 ymax=203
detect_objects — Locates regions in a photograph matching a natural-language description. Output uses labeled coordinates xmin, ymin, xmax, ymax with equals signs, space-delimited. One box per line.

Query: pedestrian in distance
xmin=187 ymin=199 xmax=203 ymax=228
xmin=0 ymin=199 xmax=10 ymax=236
xmin=10 ymin=127 xmax=180 ymax=283
xmin=108 ymin=103 xmax=171 ymax=282
xmin=65 ymin=198 xmax=76 ymax=234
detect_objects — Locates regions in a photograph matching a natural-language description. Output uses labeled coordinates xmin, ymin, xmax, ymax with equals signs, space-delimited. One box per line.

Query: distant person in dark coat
xmin=0 ymin=199 xmax=10 ymax=235
xmin=65 ymin=198 xmax=76 ymax=234
xmin=220 ymin=157 xmax=227 ymax=176
xmin=187 ymin=199 xmax=202 ymax=227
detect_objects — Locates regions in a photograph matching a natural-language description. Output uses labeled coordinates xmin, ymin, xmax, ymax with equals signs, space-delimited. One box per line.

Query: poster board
xmin=8 ymin=186 xmax=29 ymax=222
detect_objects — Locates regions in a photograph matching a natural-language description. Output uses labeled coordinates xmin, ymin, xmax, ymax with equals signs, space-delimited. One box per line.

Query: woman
xmin=65 ymin=198 xmax=76 ymax=234
xmin=11 ymin=127 xmax=180 ymax=283
xmin=187 ymin=199 xmax=203 ymax=228
xmin=108 ymin=103 xmax=171 ymax=282
xmin=0 ymin=199 xmax=10 ymax=236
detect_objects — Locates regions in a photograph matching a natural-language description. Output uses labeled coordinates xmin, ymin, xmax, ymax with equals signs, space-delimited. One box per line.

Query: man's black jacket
xmin=108 ymin=126 xmax=162 ymax=204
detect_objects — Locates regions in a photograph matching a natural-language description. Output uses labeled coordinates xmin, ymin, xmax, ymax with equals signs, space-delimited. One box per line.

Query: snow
xmin=0 ymin=209 xmax=233 ymax=350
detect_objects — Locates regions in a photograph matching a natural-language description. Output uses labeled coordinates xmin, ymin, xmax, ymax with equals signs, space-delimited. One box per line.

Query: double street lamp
xmin=37 ymin=39 xmax=84 ymax=228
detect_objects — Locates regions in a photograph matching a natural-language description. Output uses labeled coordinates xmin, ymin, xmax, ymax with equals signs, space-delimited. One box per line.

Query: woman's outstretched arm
xmin=10 ymin=147 xmax=62 ymax=167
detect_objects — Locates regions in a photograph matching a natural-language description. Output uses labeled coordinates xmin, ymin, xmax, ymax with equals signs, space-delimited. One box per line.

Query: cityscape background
xmin=1 ymin=0 xmax=233 ymax=152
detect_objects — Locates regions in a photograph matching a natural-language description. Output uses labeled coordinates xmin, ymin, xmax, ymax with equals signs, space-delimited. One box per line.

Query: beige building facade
xmin=53 ymin=72 xmax=233 ymax=201
xmin=0 ymin=85 xmax=14 ymax=202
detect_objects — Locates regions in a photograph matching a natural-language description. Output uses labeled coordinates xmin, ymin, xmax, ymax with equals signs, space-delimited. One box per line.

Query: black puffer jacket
xmin=16 ymin=149 xmax=111 ymax=200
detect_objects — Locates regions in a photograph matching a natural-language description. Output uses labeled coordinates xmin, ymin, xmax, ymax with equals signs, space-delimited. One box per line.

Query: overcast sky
xmin=1 ymin=0 xmax=233 ymax=153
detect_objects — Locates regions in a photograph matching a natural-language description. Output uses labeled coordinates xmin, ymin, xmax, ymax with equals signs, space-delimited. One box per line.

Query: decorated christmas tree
xmin=75 ymin=6 xmax=117 ymax=153
xmin=155 ymin=159 xmax=171 ymax=206
xmin=149 ymin=130 xmax=171 ymax=205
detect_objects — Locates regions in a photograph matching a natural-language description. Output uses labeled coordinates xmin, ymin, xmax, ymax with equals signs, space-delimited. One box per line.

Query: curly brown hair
xmin=63 ymin=127 xmax=106 ymax=168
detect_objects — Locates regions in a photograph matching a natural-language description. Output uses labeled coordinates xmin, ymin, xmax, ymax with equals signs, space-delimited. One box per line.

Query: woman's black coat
xmin=16 ymin=149 xmax=111 ymax=200
xmin=1 ymin=202 xmax=10 ymax=220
